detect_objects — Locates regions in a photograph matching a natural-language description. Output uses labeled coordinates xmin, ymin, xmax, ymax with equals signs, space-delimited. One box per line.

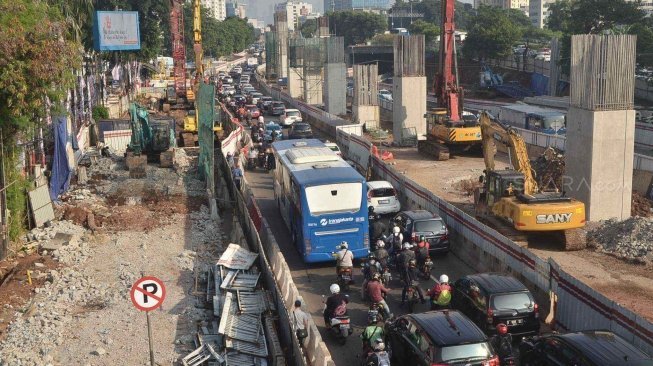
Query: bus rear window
xmin=305 ymin=183 xmax=362 ymax=215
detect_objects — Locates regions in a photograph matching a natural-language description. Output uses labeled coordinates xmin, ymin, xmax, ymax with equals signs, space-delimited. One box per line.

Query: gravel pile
xmin=588 ymin=217 xmax=653 ymax=264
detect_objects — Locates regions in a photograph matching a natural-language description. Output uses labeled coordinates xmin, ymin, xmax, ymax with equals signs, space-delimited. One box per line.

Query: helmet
xmin=373 ymin=338 xmax=386 ymax=351
xmin=496 ymin=323 xmax=508 ymax=335
xmin=393 ymin=226 xmax=401 ymax=235
xmin=340 ymin=241 xmax=348 ymax=249
xmin=368 ymin=253 xmax=377 ymax=260
xmin=372 ymin=273 xmax=381 ymax=281
xmin=376 ymin=240 xmax=385 ymax=248
xmin=408 ymin=259 xmax=417 ymax=267
xmin=439 ymin=274 xmax=449 ymax=284
xmin=368 ymin=206 xmax=375 ymax=213
xmin=420 ymin=235 xmax=426 ymax=241
xmin=330 ymin=284 xmax=340 ymax=294
xmin=403 ymin=242 xmax=412 ymax=250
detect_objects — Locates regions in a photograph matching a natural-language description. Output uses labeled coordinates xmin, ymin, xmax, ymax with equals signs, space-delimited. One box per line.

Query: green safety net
xmin=198 ymin=82 xmax=215 ymax=191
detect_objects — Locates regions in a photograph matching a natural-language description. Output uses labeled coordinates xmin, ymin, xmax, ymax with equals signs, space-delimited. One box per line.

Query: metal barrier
xmin=218 ymin=105 xmax=335 ymax=366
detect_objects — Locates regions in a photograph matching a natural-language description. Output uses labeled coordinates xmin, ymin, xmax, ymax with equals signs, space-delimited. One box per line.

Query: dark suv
xmin=451 ymin=273 xmax=540 ymax=337
xmin=519 ymin=331 xmax=653 ymax=366
xmin=289 ymin=123 xmax=313 ymax=139
xmin=391 ymin=210 xmax=450 ymax=254
xmin=385 ymin=310 xmax=499 ymax=366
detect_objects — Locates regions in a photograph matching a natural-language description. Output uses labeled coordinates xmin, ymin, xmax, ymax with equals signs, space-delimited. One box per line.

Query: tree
xmin=463 ymin=5 xmax=523 ymax=59
xmin=547 ymin=0 xmax=644 ymax=34
xmin=299 ymin=19 xmax=317 ymax=38
xmin=391 ymin=0 xmax=475 ymax=31
xmin=408 ymin=20 xmax=440 ymax=44
xmin=327 ymin=11 xmax=387 ymax=47
xmin=629 ymin=22 xmax=653 ymax=67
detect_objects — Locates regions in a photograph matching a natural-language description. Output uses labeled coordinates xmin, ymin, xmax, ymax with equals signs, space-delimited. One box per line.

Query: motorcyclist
xmin=258 ymin=114 xmax=265 ymax=125
xmin=415 ymin=235 xmax=430 ymax=267
xmin=426 ymin=274 xmax=452 ymax=311
xmin=334 ymin=241 xmax=354 ymax=279
xmin=368 ymin=206 xmax=377 ymax=222
xmin=401 ymin=259 xmax=425 ymax=306
xmin=247 ymin=146 xmax=258 ymax=170
xmin=490 ymin=324 xmax=514 ymax=363
xmin=324 ymin=284 xmax=349 ymax=327
xmin=388 ymin=226 xmax=403 ymax=255
xmin=361 ymin=315 xmax=385 ymax=355
xmin=361 ymin=254 xmax=382 ymax=299
xmin=366 ymin=273 xmax=392 ymax=319
xmin=373 ymin=240 xmax=389 ymax=268
xmin=370 ymin=215 xmax=387 ymax=246
xmin=396 ymin=242 xmax=415 ymax=274
xmin=363 ymin=338 xmax=391 ymax=366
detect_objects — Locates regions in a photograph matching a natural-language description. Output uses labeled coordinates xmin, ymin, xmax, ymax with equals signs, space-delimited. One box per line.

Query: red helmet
xmin=496 ymin=323 xmax=508 ymax=335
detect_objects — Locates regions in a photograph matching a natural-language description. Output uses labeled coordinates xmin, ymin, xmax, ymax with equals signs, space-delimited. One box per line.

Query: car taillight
xmin=487 ymin=308 xmax=494 ymax=323
xmin=483 ymin=355 xmax=500 ymax=366
xmin=534 ymin=303 xmax=539 ymax=318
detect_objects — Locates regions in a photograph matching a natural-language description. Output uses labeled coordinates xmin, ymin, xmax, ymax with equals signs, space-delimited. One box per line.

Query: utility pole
xmin=0 ymin=130 xmax=8 ymax=260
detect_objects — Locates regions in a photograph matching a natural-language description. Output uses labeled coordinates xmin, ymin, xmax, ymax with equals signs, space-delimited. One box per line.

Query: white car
xmin=281 ymin=109 xmax=303 ymax=126
xmin=367 ymin=180 xmax=401 ymax=215
xmin=325 ymin=142 xmax=341 ymax=156
xmin=378 ymin=89 xmax=392 ymax=101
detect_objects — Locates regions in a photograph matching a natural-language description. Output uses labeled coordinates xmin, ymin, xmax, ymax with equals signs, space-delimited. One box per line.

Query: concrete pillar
xmin=288 ymin=67 xmax=304 ymax=98
xmin=392 ymin=35 xmax=426 ymax=143
xmin=317 ymin=16 xmax=329 ymax=37
xmin=565 ymin=35 xmax=637 ymax=221
xmin=323 ymin=37 xmax=345 ymax=114
xmin=304 ymin=69 xmax=323 ymax=105
xmin=274 ymin=12 xmax=289 ymax=79
xmin=353 ymin=64 xmax=379 ymax=128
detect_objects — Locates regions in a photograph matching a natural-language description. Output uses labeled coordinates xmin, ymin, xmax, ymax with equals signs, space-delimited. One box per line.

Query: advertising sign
xmin=94 ymin=11 xmax=141 ymax=51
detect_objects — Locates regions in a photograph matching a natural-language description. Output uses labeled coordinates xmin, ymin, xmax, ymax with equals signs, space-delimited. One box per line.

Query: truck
xmin=247 ymin=57 xmax=259 ymax=67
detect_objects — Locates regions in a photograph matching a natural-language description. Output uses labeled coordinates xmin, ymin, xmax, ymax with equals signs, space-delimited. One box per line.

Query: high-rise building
xmin=529 ymin=0 xmax=554 ymax=28
xmin=324 ymin=0 xmax=392 ymax=12
xmin=474 ymin=0 xmax=529 ymax=13
xmin=226 ymin=1 xmax=246 ymax=18
xmin=202 ymin=0 xmax=226 ymax=21
xmin=274 ymin=1 xmax=314 ymax=31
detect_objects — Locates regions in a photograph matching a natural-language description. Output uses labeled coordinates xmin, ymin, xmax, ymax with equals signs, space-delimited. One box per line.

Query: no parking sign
xmin=130 ymin=276 xmax=166 ymax=312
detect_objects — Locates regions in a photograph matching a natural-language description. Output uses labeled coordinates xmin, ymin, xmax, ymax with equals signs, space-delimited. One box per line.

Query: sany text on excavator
xmin=474 ymin=111 xmax=587 ymax=250
xmin=417 ymin=0 xmax=482 ymax=161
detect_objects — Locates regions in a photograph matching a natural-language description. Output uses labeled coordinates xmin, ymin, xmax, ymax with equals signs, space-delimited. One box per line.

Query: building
xmin=274 ymin=1 xmax=314 ymax=31
xmin=202 ymin=0 xmax=226 ymax=21
xmin=324 ymin=0 xmax=392 ymax=12
xmin=529 ymin=0 xmax=554 ymax=28
xmin=475 ymin=0 xmax=529 ymax=13
xmin=626 ymin=0 xmax=653 ymax=16
xmin=226 ymin=1 xmax=246 ymax=18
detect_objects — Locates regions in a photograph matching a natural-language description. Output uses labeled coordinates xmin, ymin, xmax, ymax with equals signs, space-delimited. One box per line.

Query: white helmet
xmin=439 ymin=274 xmax=449 ymax=284
xmin=340 ymin=241 xmax=349 ymax=249
xmin=376 ymin=240 xmax=385 ymax=248
xmin=330 ymin=284 xmax=340 ymax=294
xmin=393 ymin=226 xmax=401 ymax=235
xmin=373 ymin=338 xmax=386 ymax=351
xmin=403 ymin=242 xmax=412 ymax=250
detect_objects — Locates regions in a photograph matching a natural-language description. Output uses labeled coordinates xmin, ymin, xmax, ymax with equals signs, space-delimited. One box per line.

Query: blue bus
xmin=272 ymin=139 xmax=369 ymax=263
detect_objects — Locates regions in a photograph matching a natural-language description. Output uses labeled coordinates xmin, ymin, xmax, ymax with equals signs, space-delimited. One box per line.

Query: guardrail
xmin=256 ymin=71 xmax=653 ymax=356
xmin=218 ymin=104 xmax=335 ymax=366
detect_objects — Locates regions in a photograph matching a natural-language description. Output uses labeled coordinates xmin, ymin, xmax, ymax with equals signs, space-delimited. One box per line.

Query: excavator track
xmin=560 ymin=228 xmax=587 ymax=251
xmin=476 ymin=214 xmax=529 ymax=246
xmin=417 ymin=140 xmax=450 ymax=161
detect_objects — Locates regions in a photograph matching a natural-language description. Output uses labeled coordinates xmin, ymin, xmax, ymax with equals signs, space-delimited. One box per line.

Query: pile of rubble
xmin=632 ymin=192 xmax=653 ymax=217
xmin=532 ymin=147 xmax=565 ymax=191
xmin=587 ymin=217 xmax=653 ymax=265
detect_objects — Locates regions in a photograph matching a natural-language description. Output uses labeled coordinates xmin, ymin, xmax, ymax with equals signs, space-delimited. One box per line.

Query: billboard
xmin=93 ymin=11 xmax=141 ymax=51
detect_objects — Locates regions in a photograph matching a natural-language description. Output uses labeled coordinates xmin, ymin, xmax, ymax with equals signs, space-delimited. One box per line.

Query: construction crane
xmin=417 ymin=0 xmax=482 ymax=161
xmin=164 ymin=0 xmax=192 ymax=111
xmin=474 ymin=111 xmax=587 ymax=250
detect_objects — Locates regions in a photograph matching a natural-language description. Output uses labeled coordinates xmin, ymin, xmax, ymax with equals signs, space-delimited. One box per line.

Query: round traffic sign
xmin=130 ymin=276 xmax=166 ymax=312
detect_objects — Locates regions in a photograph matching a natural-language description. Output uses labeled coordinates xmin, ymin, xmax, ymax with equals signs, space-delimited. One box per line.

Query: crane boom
xmin=170 ymin=0 xmax=186 ymax=99
xmin=435 ymin=0 xmax=462 ymax=122
xmin=193 ymin=0 xmax=203 ymax=82
xmin=478 ymin=111 xmax=538 ymax=195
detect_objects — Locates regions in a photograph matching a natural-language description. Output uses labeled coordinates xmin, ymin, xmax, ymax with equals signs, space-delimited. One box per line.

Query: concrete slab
xmin=353 ymin=105 xmax=380 ymax=128
xmin=392 ymin=76 xmax=427 ymax=141
xmin=40 ymin=232 xmax=74 ymax=252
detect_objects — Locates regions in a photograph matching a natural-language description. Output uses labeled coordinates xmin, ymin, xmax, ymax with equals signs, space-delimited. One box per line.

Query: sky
xmin=243 ymin=0 xmax=474 ymax=25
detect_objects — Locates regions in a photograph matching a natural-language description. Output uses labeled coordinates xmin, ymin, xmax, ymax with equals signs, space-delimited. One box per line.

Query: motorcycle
xmin=369 ymin=301 xmax=388 ymax=322
xmin=337 ymin=267 xmax=353 ymax=291
xmin=322 ymin=295 xmax=352 ymax=345
xmin=499 ymin=356 xmax=516 ymax=366
xmin=246 ymin=156 xmax=257 ymax=171
xmin=405 ymin=280 xmax=420 ymax=313
xmin=419 ymin=256 xmax=433 ymax=280
xmin=380 ymin=266 xmax=392 ymax=285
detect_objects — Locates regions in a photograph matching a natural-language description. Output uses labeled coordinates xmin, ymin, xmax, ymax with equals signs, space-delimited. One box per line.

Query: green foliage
xmin=92 ymin=106 xmax=109 ymax=120
xmin=463 ymin=5 xmax=523 ymax=59
xmin=629 ymin=21 xmax=653 ymax=67
xmin=5 ymin=163 xmax=31 ymax=242
xmin=370 ymin=34 xmax=395 ymax=46
xmin=299 ymin=19 xmax=318 ymax=38
xmin=327 ymin=11 xmax=387 ymax=46
xmin=391 ymin=0 xmax=475 ymax=31
xmin=408 ymin=20 xmax=440 ymax=44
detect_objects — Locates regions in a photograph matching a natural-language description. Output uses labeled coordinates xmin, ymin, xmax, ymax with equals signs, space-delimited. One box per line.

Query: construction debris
xmin=632 ymin=192 xmax=653 ymax=217
xmin=532 ymin=147 xmax=565 ymax=191
xmin=587 ymin=217 xmax=653 ymax=265
xmin=217 ymin=244 xmax=259 ymax=270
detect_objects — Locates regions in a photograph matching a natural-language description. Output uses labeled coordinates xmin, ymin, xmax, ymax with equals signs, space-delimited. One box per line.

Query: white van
xmin=367 ymin=181 xmax=401 ymax=215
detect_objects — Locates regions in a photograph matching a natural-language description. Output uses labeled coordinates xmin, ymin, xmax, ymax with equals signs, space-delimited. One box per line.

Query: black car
xmin=270 ymin=101 xmax=286 ymax=116
xmin=391 ymin=210 xmax=450 ymax=254
xmin=519 ymin=331 xmax=653 ymax=366
xmin=233 ymin=94 xmax=246 ymax=105
xmin=288 ymin=123 xmax=313 ymax=139
xmin=386 ymin=311 xmax=499 ymax=366
xmin=257 ymin=96 xmax=273 ymax=111
xmin=451 ymin=273 xmax=540 ymax=337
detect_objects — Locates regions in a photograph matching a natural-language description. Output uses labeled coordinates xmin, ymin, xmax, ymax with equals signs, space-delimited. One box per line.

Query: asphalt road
xmin=243 ymin=114 xmax=478 ymax=365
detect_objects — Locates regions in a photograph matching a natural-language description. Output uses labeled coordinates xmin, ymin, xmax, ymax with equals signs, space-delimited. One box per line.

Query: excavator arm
xmin=478 ymin=111 xmax=539 ymax=195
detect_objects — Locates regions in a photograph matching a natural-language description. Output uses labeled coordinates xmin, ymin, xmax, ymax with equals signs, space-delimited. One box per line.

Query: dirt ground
xmin=381 ymin=144 xmax=653 ymax=322
xmin=0 ymin=149 xmax=227 ymax=365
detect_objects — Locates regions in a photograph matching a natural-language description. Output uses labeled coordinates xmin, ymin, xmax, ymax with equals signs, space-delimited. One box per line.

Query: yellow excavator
xmin=474 ymin=111 xmax=587 ymax=250
xmin=181 ymin=0 xmax=222 ymax=146
xmin=420 ymin=109 xmax=482 ymax=160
